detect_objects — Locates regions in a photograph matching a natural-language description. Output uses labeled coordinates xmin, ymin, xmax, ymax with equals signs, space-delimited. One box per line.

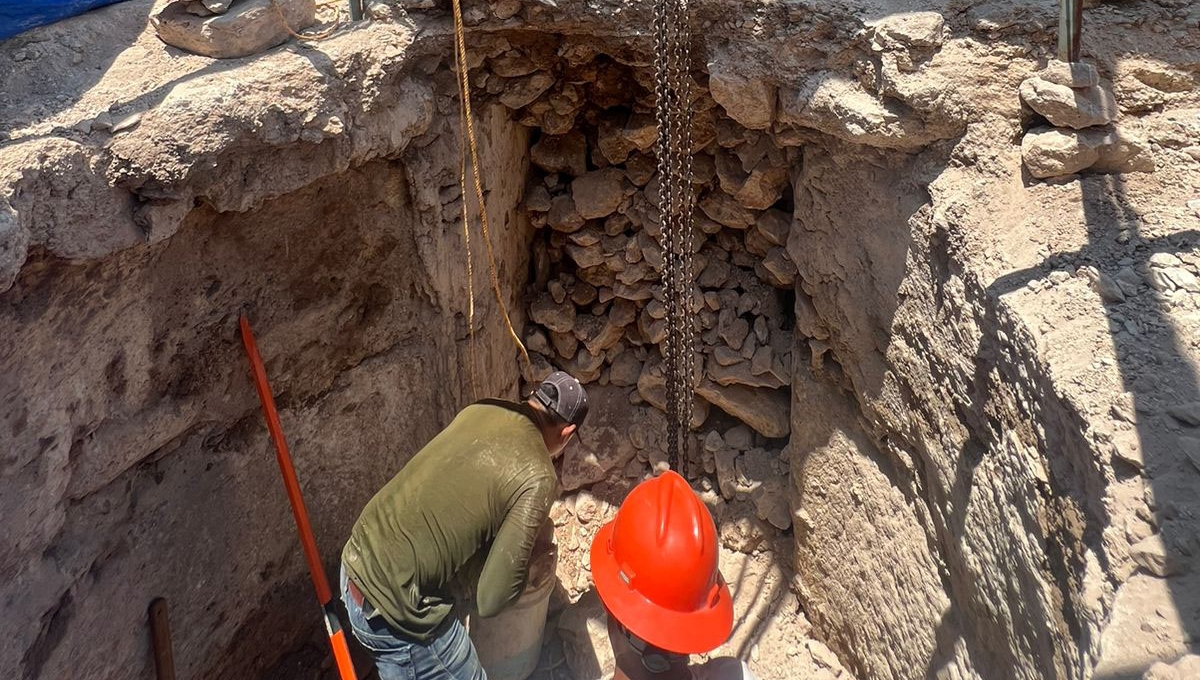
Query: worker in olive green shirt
xmin=339 ymin=372 xmax=588 ymax=680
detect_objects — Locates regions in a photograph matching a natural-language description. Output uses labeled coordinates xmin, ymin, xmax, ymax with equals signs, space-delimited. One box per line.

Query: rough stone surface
xmin=868 ymin=12 xmax=945 ymax=49
xmin=1037 ymin=60 xmax=1100 ymax=89
xmin=1022 ymin=126 xmax=1153 ymax=179
xmin=708 ymin=62 xmax=776 ymax=130
xmin=152 ymin=0 xmax=317 ymax=59
xmin=1019 ymin=77 xmax=1118 ymax=130
xmin=531 ymin=131 xmax=588 ymax=176
xmin=560 ymin=386 xmax=642 ymax=491
xmin=571 ymin=168 xmax=625 ymax=220
xmin=697 ymin=380 xmax=789 ymax=438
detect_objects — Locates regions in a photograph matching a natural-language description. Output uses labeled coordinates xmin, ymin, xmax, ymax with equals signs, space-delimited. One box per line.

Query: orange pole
xmin=239 ymin=314 xmax=357 ymax=680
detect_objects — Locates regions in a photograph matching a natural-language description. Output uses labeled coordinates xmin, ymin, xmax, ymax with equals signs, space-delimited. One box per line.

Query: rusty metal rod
xmin=149 ymin=598 xmax=176 ymax=680
xmin=1059 ymin=0 xmax=1083 ymax=62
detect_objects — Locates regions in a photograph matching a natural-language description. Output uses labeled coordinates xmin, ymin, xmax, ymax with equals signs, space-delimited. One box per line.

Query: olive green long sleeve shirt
xmin=341 ymin=399 xmax=558 ymax=640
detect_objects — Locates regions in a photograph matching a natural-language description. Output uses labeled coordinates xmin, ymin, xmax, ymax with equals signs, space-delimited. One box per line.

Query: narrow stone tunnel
xmin=2 ymin=1 xmax=1200 ymax=680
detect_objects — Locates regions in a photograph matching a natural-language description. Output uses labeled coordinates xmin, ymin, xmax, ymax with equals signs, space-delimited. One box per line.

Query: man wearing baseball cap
xmin=340 ymin=371 xmax=588 ymax=680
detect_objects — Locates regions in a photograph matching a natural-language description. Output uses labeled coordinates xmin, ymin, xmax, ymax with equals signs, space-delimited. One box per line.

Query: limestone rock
xmin=1037 ymin=60 xmax=1100 ymax=88
xmin=709 ymin=360 xmax=786 ymax=389
xmin=637 ymin=361 xmax=668 ymax=411
xmin=1143 ymin=661 xmax=1179 ymax=680
xmin=623 ymin=114 xmax=658 ymax=151
xmin=698 ymin=256 xmax=732 ymax=289
xmin=715 ymin=497 xmax=773 ymax=553
xmin=1129 ymin=534 xmax=1182 ymax=577
xmin=365 ymin=0 xmax=414 ymax=20
xmin=707 ymin=65 xmax=776 ymax=131
xmin=530 ymin=293 xmax=576 ymax=334
xmin=571 ymin=281 xmax=598 ymax=307
xmin=697 ymin=380 xmax=790 ymax=438
xmin=597 ymin=114 xmax=635 ymax=164
xmin=756 ymin=209 xmax=791 ymax=247
xmin=869 ymin=12 xmax=945 ymax=49
xmin=778 ymin=72 xmax=959 ymax=150
xmin=564 ymin=346 xmax=606 ymax=383
xmin=548 ymin=194 xmax=586 ymax=233
xmin=524 ymin=184 xmax=552 ymax=213
xmin=490 ymin=52 xmax=539 ymax=78
xmin=1170 ymin=656 xmax=1200 ymax=679
xmin=734 ymin=164 xmax=789 ymax=211
xmin=624 ymin=153 xmax=656 ymax=186
xmin=498 ymin=72 xmax=555 ymax=110
xmin=718 ymin=309 xmax=751 ymax=350
xmin=565 ymin=241 xmax=605 ymax=268
xmin=703 ymin=430 xmax=725 ymax=453
xmin=1019 ymin=78 xmax=1117 ymax=129
xmin=699 ymin=192 xmax=756 ymax=230
xmin=759 ymin=247 xmax=797 ymax=287
xmin=560 ymin=386 xmax=640 ymax=490
xmin=531 ymin=131 xmax=587 ymax=176
xmin=751 ymin=346 xmax=773 ymax=375
xmin=709 ymin=346 xmax=742 ymax=371
xmin=1021 ymin=126 xmax=1153 ymax=179
xmin=152 ymin=0 xmax=316 ymax=59
xmin=608 ymin=351 xmax=642 ymax=387
xmin=724 ymin=425 xmax=754 ymax=451
xmin=572 ymin=169 xmax=625 ymax=220
xmin=575 ymin=300 xmax=635 ymax=355
xmin=526 ymin=328 xmax=551 ymax=356
xmin=201 ymin=0 xmax=234 ymax=14
xmin=524 ymin=352 xmax=555 ymax=383
xmin=550 ymin=330 xmax=579 ymax=360
xmin=738 ymin=448 xmax=791 ymax=530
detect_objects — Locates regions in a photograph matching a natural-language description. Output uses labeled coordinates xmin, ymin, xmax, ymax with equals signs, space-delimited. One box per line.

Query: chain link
xmin=653 ymin=0 xmax=695 ymax=478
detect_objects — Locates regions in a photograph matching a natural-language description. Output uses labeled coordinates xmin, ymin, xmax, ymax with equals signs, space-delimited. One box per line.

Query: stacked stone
xmin=503 ymin=64 xmax=798 ymax=442
xmin=473 ymin=44 xmax=799 ymax=570
xmin=1019 ymin=60 xmax=1154 ymax=179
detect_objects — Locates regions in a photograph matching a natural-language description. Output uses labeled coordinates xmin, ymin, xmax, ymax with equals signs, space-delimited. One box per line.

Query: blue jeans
xmin=340 ymin=565 xmax=487 ymax=680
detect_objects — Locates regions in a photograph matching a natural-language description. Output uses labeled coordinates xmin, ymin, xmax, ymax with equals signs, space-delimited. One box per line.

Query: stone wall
xmin=464 ymin=36 xmax=800 ymax=587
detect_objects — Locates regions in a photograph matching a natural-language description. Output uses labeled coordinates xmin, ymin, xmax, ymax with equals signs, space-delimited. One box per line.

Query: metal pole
xmin=149 ymin=598 xmax=176 ymax=680
xmin=1058 ymin=0 xmax=1082 ymax=62
xmin=349 ymin=0 xmax=362 ymax=21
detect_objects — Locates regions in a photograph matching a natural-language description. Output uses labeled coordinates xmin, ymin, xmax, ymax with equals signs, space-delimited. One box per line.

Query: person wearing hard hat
xmin=339 ymin=371 xmax=589 ymax=680
xmin=591 ymin=470 xmax=758 ymax=680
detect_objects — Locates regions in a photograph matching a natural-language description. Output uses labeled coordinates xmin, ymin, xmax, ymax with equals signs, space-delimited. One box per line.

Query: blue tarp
xmin=1 ymin=0 xmax=132 ymax=41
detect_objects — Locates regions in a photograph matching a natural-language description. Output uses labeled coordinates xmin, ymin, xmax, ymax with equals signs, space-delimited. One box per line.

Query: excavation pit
xmin=2 ymin=1 xmax=1200 ymax=679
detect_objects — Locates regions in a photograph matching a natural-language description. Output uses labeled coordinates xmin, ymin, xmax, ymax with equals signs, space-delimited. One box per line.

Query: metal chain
xmin=653 ymin=0 xmax=695 ymax=478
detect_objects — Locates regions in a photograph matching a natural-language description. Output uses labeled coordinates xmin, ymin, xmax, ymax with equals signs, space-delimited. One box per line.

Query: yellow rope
xmin=449 ymin=0 xmax=531 ymax=375
xmin=271 ymin=0 xmax=343 ymax=41
xmin=459 ymin=117 xmax=480 ymax=401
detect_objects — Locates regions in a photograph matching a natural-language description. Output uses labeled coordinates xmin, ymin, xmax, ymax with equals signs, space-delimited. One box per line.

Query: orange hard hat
xmin=590 ymin=471 xmax=734 ymax=654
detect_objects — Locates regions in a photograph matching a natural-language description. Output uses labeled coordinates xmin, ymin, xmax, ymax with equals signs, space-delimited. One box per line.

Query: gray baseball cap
xmin=533 ymin=371 xmax=589 ymax=426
